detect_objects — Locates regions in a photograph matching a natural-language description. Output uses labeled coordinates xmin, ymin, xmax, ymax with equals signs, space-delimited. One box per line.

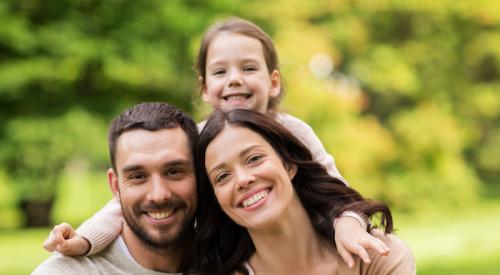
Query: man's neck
xmin=120 ymin=225 xmax=186 ymax=273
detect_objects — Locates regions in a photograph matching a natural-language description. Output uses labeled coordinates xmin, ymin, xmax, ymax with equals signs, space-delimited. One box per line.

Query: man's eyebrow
xmin=163 ymin=159 xmax=192 ymax=168
xmin=121 ymin=164 xmax=143 ymax=174
xmin=122 ymin=159 xmax=191 ymax=173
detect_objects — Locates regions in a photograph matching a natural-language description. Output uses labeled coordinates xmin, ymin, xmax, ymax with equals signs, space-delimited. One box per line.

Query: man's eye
xmin=128 ymin=173 xmax=146 ymax=181
xmin=166 ymin=168 xmax=184 ymax=177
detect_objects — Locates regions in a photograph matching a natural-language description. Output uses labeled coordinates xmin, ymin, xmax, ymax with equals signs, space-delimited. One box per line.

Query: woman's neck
xmin=247 ymin=196 xmax=337 ymax=275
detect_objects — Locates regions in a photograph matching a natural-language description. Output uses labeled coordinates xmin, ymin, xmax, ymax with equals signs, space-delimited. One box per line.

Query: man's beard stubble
xmin=121 ymin=198 xmax=194 ymax=252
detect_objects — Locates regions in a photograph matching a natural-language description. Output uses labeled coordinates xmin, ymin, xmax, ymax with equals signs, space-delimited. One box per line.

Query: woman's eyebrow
xmin=207 ymin=144 xmax=261 ymax=176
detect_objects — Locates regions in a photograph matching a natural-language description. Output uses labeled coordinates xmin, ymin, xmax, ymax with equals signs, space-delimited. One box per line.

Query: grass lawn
xmin=394 ymin=199 xmax=500 ymax=274
xmin=2 ymin=199 xmax=500 ymax=274
xmin=0 ymin=228 xmax=52 ymax=275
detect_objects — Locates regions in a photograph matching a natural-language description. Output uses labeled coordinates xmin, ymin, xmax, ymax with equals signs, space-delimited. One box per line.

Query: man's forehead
xmin=115 ymin=127 xmax=192 ymax=166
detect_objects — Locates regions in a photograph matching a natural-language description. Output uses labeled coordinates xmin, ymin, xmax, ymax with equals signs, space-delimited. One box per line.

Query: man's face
xmin=108 ymin=127 xmax=197 ymax=250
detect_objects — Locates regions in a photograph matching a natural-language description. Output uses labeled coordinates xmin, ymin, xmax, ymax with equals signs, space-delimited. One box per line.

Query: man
xmin=33 ymin=102 xmax=198 ymax=274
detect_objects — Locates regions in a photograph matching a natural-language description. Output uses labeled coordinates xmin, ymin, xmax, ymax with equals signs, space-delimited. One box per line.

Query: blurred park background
xmin=0 ymin=0 xmax=499 ymax=274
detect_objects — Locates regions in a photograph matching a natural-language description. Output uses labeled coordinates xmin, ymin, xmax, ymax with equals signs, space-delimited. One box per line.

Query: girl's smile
xmin=202 ymin=32 xmax=281 ymax=114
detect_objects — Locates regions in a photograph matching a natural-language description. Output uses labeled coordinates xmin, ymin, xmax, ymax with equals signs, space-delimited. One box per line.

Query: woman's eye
xmin=247 ymin=155 xmax=263 ymax=164
xmin=214 ymin=172 xmax=230 ymax=184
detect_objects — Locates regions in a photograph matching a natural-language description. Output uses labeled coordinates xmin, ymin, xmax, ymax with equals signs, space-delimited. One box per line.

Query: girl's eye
xmin=243 ymin=66 xmax=257 ymax=72
xmin=213 ymin=69 xmax=226 ymax=75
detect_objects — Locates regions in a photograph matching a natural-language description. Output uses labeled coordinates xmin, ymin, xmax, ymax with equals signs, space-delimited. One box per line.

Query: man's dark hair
xmin=108 ymin=102 xmax=198 ymax=171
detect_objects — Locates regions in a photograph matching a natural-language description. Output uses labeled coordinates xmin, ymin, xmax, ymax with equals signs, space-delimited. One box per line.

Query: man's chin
xmin=129 ymin=219 xmax=193 ymax=250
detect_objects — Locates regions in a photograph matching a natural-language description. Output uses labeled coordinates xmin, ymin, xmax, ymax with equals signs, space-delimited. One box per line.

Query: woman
xmin=190 ymin=109 xmax=415 ymax=275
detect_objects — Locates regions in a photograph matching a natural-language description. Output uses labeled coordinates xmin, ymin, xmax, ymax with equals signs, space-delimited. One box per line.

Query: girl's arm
xmin=277 ymin=113 xmax=389 ymax=266
xmin=76 ymin=198 xmax=123 ymax=255
xmin=275 ymin=113 xmax=346 ymax=183
xmin=43 ymin=198 xmax=123 ymax=256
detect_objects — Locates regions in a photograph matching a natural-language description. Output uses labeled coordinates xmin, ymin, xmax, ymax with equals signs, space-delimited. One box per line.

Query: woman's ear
xmin=286 ymin=163 xmax=297 ymax=180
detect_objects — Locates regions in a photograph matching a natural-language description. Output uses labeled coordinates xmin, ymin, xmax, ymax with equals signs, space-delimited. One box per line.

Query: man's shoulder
xmin=31 ymin=253 xmax=98 ymax=275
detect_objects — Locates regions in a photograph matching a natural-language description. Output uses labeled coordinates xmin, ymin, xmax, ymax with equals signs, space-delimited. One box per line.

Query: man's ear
xmin=107 ymin=168 xmax=120 ymax=201
xmin=269 ymin=69 xmax=281 ymax=98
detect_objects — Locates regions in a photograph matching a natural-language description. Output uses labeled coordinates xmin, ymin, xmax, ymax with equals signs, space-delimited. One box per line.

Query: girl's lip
xmin=222 ymin=92 xmax=251 ymax=99
xmin=237 ymin=187 xmax=272 ymax=207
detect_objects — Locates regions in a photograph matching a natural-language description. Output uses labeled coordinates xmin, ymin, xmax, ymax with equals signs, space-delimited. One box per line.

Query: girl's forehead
xmin=210 ymin=32 xmax=262 ymax=49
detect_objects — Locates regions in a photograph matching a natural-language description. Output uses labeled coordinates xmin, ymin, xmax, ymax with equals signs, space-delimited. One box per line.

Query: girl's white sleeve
xmin=276 ymin=113 xmax=348 ymax=185
xmin=75 ymin=198 xmax=123 ymax=255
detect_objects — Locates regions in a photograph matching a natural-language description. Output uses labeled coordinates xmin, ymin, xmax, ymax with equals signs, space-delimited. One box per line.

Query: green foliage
xmin=0 ymin=0 xmax=246 ymax=225
xmin=257 ymin=0 xmax=499 ymax=210
xmin=0 ymin=110 xmax=107 ymax=202
xmin=1 ymin=0 xmax=498 ymax=222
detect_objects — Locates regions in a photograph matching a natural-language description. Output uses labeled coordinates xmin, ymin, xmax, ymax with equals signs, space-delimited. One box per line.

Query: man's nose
xmin=147 ymin=174 xmax=172 ymax=202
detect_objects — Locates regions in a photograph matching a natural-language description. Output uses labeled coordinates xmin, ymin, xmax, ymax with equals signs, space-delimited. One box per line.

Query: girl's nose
xmin=227 ymin=69 xmax=243 ymax=87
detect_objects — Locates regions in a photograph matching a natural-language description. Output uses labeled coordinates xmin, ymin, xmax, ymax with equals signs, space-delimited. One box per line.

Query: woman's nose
xmin=236 ymin=169 xmax=256 ymax=190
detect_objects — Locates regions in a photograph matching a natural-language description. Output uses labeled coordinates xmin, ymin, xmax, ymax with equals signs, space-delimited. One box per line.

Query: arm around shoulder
xmin=75 ymin=198 xmax=124 ymax=255
xmin=367 ymin=233 xmax=416 ymax=275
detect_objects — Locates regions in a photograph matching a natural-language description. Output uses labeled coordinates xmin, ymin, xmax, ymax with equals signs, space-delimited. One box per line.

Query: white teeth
xmin=147 ymin=209 xmax=174 ymax=220
xmin=224 ymin=95 xmax=249 ymax=101
xmin=242 ymin=190 xmax=269 ymax=208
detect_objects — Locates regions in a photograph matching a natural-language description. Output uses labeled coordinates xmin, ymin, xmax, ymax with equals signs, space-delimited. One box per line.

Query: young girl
xmin=44 ymin=17 xmax=389 ymax=268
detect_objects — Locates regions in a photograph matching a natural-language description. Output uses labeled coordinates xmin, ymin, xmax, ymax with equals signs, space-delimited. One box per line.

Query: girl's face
xmin=204 ymin=125 xmax=297 ymax=230
xmin=202 ymin=32 xmax=281 ymax=114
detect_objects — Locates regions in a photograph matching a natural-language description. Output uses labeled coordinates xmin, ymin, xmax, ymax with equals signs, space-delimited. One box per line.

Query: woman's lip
xmin=237 ymin=187 xmax=272 ymax=207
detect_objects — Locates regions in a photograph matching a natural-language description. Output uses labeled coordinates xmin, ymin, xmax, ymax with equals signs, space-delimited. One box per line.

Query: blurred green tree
xmin=0 ymin=0 xmax=249 ymax=226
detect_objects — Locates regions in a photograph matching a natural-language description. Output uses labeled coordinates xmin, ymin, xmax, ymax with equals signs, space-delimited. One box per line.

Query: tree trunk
xmin=19 ymin=199 xmax=54 ymax=227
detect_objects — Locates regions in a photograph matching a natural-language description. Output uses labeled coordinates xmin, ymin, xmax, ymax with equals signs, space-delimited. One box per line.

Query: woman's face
xmin=204 ymin=125 xmax=297 ymax=230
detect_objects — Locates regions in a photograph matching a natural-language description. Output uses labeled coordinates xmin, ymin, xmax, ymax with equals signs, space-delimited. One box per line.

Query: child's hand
xmin=43 ymin=222 xmax=91 ymax=256
xmin=334 ymin=217 xmax=390 ymax=268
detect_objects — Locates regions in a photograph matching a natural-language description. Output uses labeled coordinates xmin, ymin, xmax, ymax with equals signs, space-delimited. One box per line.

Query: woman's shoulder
xmin=365 ymin=231 xmax=416 ymax=275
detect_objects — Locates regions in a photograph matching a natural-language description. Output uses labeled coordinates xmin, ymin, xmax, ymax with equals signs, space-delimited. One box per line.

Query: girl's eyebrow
xmin=208 ymin=57 xmax=260 ymax=67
